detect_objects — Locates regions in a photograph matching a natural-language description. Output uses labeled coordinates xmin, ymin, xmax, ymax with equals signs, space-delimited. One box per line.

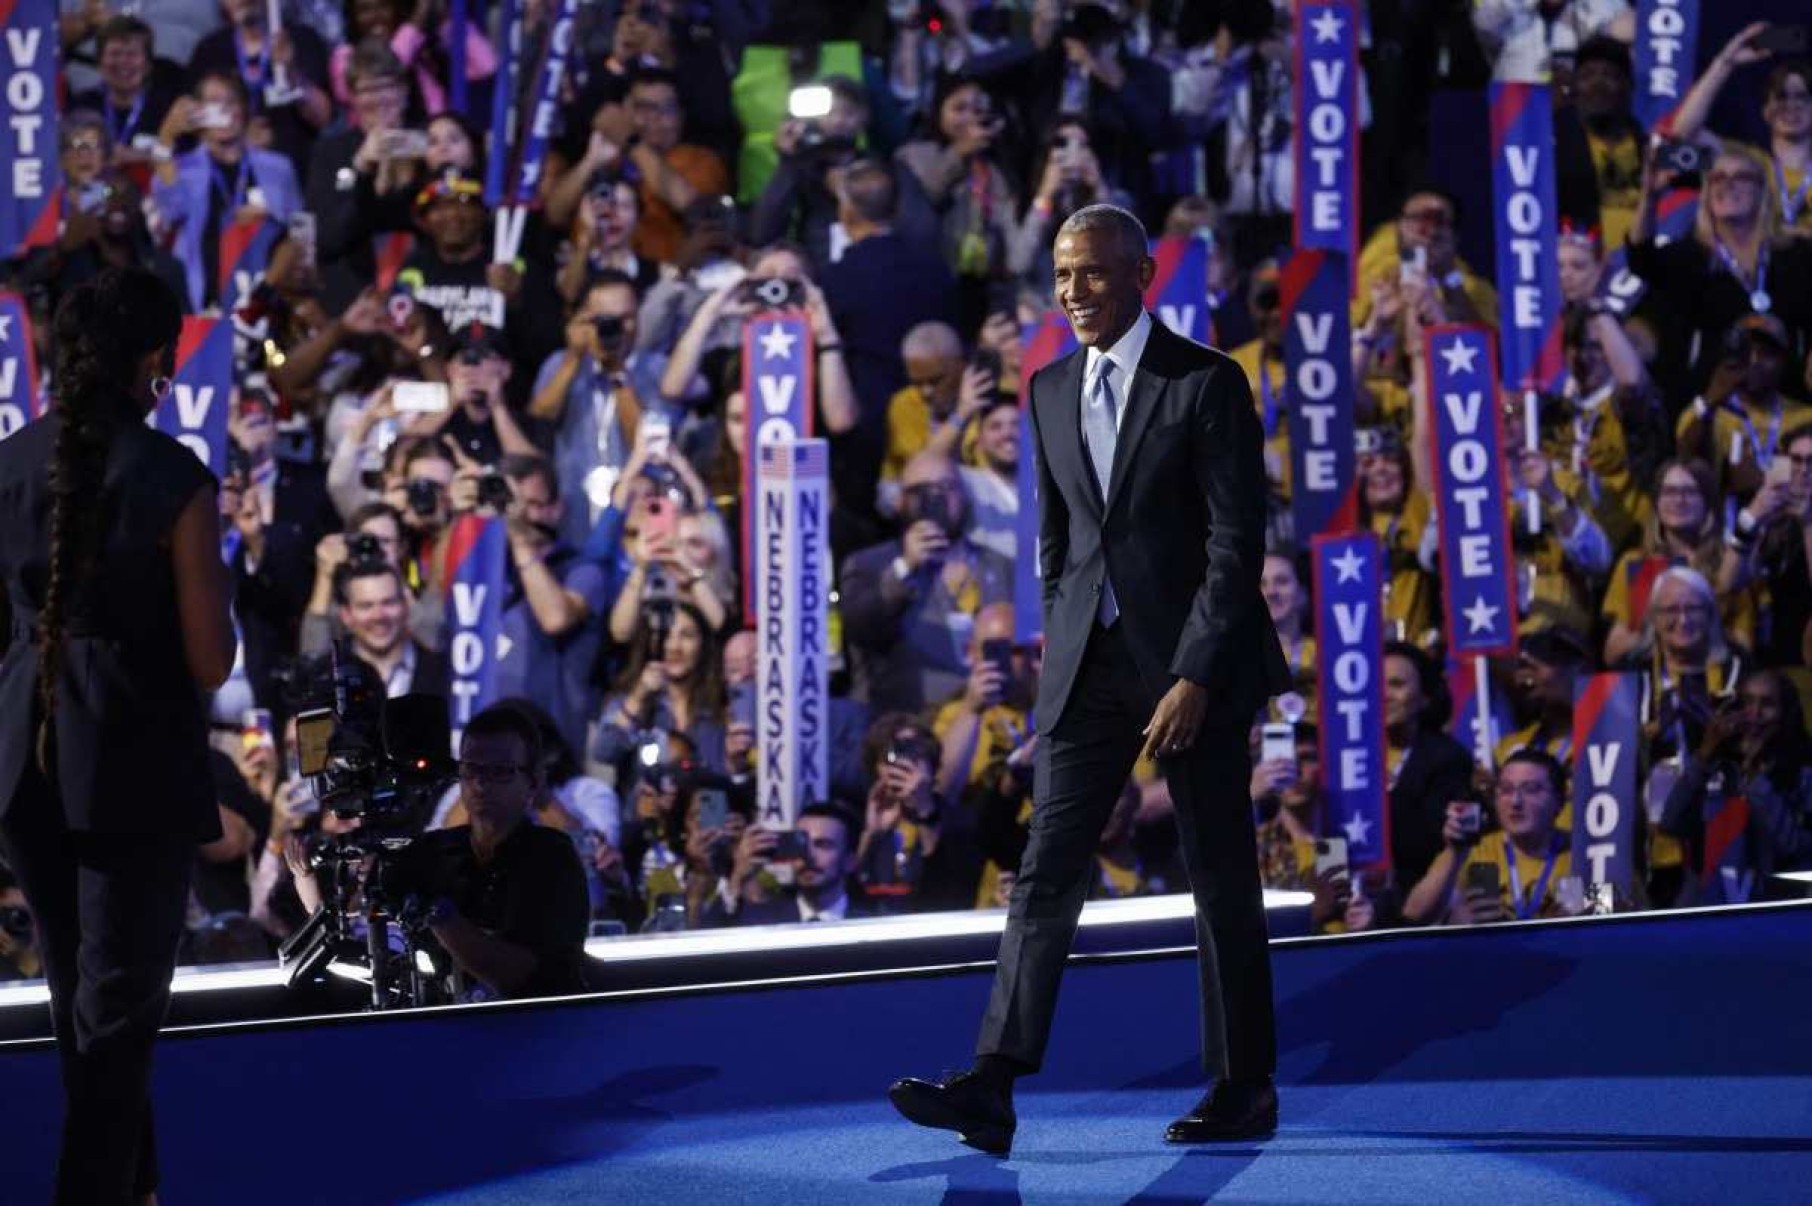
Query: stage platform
xmin=1 ymin=900 xmax=1808 ymax=1203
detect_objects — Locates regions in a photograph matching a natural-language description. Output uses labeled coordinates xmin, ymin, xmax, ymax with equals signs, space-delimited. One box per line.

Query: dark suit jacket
xmin=1389 ymin=727 xmax=1477 ymax=888
xmin=1028 ymin=317 xmax=1289 ymax=735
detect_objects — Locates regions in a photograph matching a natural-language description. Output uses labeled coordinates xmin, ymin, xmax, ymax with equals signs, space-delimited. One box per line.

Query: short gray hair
xmin=1055 ymin=203 xmax=1149 ymax=263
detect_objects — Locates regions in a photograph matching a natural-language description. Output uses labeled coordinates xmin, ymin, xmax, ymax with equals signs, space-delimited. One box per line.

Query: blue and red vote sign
xmin=1489 ymin=83 xmax=1565 ymax=396
xmin=1014 ymin=311 xmax=1079 ymax=642
xmin=1447 ymin=656 xmax=1513 ymax=767
xmin=1633 ymin=0 xmax=1699 ymax=133
xmin=1144 ymin=236 xmax=1215 ymax=345
xmin=1292 ymin=0 xmax=1360 ymax=268
xmin=443 ymin=513 xmax=508 ymax=743
xmin=0 ymin=292 xmax=43 ymax=444
xmin=1423 ymin=324 xmax=1519 ymax=659
xmin=0 ymin=0 xmax=60 ymax=253
xmin=741 ymin=311 xmax=815 ymax=617
xmin=1280 ymin=249 xmax=1358 ymax=540
xmin=510 ymin=0 xmax=577 ymax=206
xmin=1595 ymin=188 xmax=1695 ymax=318
xmin=157 ymin=317 xmax=233 ymax=476
xmin=1312 ymin=531 xmax=1389 ymax=871
xmin=484 ymin=0 xmax=523 ymax=205
xmin=219 ymin=215 xmax=282 ymax=316
xmin=1570 ymin=672 xmax=1640 ymax=894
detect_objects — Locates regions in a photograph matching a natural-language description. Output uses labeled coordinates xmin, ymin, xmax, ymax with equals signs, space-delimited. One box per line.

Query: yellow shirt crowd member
xmin=1675 ymin=393 xmax=1812 ymax=499
xmin=1230 ymin=340 xmax=1292 ymax=500
xmin=1586 ymin=129 xmax=1644 ymax=250
xmin=1547 ymin=384 xmax=1652 ymax=552
xmin=1370 ymin=489 xmax=1437 ymax=644
xmin=1601 ymin=550 xmax=1761 ymax=655
xmin=1352 ymin=225 xmax=1500 ymax=331
xmin=1459 ymin=830 xmax=1574 ymax=920
xmin=1494 ymin=724 xmax=1575 ymax=828
xmin=882 ymin=386 xmax=982 ymax=481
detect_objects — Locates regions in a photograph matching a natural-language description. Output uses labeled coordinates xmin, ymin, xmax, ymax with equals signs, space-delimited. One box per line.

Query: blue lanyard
xmin=1259 ymin=358 xmax=1281 ymax=438
xmin=1505 ymin=841 xmax=1559 ymax=921
xmin=1728 ymin=400 xmax=1783 ymax=468
xmin=1713 ymin=236 xmax=1769 ymax=303
xmin=102 ymin=90 xmax=146 ymax=142
xmin=234 ymin=31 xmax=272 ymax=111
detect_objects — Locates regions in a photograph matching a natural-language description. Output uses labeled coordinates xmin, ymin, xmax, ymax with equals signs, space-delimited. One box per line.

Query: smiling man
xmin=888 ymin=204 xmax=1290 ymax=1154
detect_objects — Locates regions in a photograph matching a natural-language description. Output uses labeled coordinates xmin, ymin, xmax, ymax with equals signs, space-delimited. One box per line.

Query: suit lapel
xmin=1037 ymin=349 xmax=1101 ymax=519
xmin=1103 ymin=324 xmax=1170 ymax=517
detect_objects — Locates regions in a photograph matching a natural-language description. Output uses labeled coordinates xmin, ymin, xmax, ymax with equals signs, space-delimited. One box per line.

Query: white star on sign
xmin=758 ymin=322 xmax=797 ymax=361
xmin=1462 ymin=596 xmax=1501 ymax=634
xmin=1438 ymin=337 xmax=1479 ymax=377
xmin=1310 ymin=8 xmax=1345 ymax=43
xmin=1342 ymin=810 xmax=1373 ymax=847
xmin=1331 ymin=545 xmax=1367 ymax=584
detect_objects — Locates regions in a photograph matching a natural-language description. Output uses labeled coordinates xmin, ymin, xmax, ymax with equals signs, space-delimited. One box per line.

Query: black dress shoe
xmin=1164 ymin=1079 xmax=1278 ymax=1143
xmin=888 ymin=1069 xmax=1017 ymax=1155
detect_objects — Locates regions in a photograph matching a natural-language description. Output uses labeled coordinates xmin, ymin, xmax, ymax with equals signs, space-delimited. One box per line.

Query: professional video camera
xmin=277 ymin=642 xmax=455 ymax=1009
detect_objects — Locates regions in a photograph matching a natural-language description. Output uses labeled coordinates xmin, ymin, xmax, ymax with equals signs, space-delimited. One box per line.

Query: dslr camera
xmin=1655 ymin=139 xmax=1714 ymax=177
xmin=476 ymin=472 xmax=515 ymax=512
xmin=743 ymin=276 xmax=805 ymax=309
xmin=345 ymin=530 xmax=387 ymax=566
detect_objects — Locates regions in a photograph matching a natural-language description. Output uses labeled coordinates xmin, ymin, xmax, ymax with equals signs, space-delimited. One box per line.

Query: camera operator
xmin=530 ymin=271 xmax=678 ymax=546
xmin=403 ymin=322 xmax=541 ymax=466
xmin=842 ymin=450 xmax=1015 ymax=715
xmin=555 ymin=175 xmax=661 ymax=309
xmin=447 ymin=452 xmax=610 ymax=753
xmin=334 ymin=559 xmax=450 ymax=701
xmin=389 ymin=434 xmax=457 ymax=558
xmin=710 ymin=803 xmax=866 ymax=926
xmin=289 ymin=704 xmax=591 ymax=999
xmin=1403 ymin=750 xmax=1574 ymax=926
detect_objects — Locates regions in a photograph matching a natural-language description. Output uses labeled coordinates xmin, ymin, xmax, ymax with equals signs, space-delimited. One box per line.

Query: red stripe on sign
xmin=218 ymin=218 xmax=262 ymax=291
xmin=1627 ymin=555 xmax=1670 ymax=624
xmin=1570 ymin=672 xmax=1618 ymax=773
xmin=440 ymin=512 xmax=485 ymax=588
xmin=175 ymin=317 xmax=215 ymax=372
xmin=1489 ymin=83 xmax=1529 ymax=154
xmin=1324 ymin=484 xmax=1360 ymax=537
xmin=1143 ymin=237 xmax=1186 ymax=308
xmin=21 ymin=187 xmax=62 ymax=249
xmin=1278 ymin=250 xmax=1322 ymax=322
xmin=0 ymin=0 xmax=23 ymax=34
xmin=1701 ymin=796 xmax=1750 ymax=884
xmin=374 ymin=233 xmax=414 ymax=290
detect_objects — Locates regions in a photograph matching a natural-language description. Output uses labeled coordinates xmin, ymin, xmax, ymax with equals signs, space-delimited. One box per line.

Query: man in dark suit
xmin=889 ymin=205 xmax=1290 ymax=1154
xmin=335 ymin=561 xmax=451 ymax=702
xmin=702 ymin=804 xmax=866 ymax=926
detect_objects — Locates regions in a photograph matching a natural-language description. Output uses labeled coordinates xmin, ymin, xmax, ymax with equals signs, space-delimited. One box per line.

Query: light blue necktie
xmin=1084 ymin=356 xmax=1121 ymax=627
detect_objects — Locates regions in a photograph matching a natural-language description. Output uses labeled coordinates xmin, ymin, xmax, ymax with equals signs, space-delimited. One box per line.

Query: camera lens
xmin=405 ymin=478 xmax=442 ymax=517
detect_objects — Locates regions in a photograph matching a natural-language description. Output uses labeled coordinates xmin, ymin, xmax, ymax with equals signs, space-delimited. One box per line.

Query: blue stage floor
xmin=2 ymin=903 xmax=1809 ymax=1203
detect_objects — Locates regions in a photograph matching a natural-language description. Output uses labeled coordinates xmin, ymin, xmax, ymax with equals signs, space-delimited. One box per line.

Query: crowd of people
xmin=1 ymin=0 xmax=1809 ymax=995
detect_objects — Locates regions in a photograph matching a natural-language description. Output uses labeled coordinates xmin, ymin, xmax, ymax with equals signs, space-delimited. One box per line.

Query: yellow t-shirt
xmin=1231 ymin=339 xmax=1291 ymax=500
xmin=1353 ymin=224 xmax=1501 ymax=330
xmin=1371 ymin=490 xmax=1437 ymax=645
xmin=882 ymin=386 xmax=981 ymax=481
xmin=1675 ymin=396 xmax=1812 ymax=496
xmin=1602 ymin=549 xmax=1760 ymax=652
xmin=1586 ymin=130 xmax=1644 ymax=250
xmin=931 ymin=699 xmax=1030 ymax=794
xmin=1460 ymin=830 xmax=1573 ymax=920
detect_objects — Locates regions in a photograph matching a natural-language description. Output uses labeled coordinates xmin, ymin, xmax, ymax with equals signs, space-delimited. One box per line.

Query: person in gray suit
xmin=889 ymin=205 xmax=1290 ymax=1154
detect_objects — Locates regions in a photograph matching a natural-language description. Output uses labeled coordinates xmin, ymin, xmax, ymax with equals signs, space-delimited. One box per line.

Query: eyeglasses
xmin=1706 ymin=171 xmax=1764 ymax=187
xmin=64 ymin=136 xmax=103 ymax=152
xmin=1495 ymin=782 xmax=1553 ymax=802
xmin=457 ymin=761 xmax=528 ymax=784
xmin=1654 ymin=604 xmax=1709 ymax=621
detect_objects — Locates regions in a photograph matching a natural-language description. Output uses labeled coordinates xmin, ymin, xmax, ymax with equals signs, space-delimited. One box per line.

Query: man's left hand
xmin=1142 ymin=678 xmax=1208 ymax=762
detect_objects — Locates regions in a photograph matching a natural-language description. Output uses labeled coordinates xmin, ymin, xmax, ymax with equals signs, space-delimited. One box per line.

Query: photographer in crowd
xmin=1404 ymin=750 xmax=1575 ymax=926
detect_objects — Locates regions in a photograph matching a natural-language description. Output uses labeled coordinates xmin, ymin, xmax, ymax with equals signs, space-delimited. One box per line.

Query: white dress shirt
xmin=1083 ymin=308 xmax=1154 ymax=436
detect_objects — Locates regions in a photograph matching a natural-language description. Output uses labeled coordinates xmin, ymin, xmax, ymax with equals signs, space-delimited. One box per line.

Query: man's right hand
xmin=1249 ymin=757 xmax=1297 ymax=799
xmin=314 ymin=532 xmax=350 ymax=577
xmin=730 ymin=825 xmax=778 ymax=891
xmin=962 ymin=658 xmax=1004 ymax=714
xmin=901 ymin=520 xmax=950 ymax=572
xmin=565 ymin=314 xmax=600 ymax=359
xmin=1442 ymin=801 xmax=1482 ymax=847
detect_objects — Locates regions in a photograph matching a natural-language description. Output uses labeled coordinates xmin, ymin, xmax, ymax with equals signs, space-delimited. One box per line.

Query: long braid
xmin=33 ymin=269 xmax=183 ymax=775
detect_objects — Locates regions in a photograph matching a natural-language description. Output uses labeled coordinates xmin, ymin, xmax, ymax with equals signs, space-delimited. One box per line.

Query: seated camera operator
xmin=711 ymin=803 xmax=866 ymax=926
xmin=291 ymin=704 xmax=591 ymax=999
xmin=445 ymin=452 xmax=610 ymax=754
xmin=335 ymin=559 xmax=450 ymax=701
xmin=1403 ymin=750 xmax=1575 ymax=926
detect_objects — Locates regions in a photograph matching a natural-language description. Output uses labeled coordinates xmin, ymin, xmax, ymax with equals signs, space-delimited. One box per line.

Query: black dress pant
xmin=977 ymin=623 xmax=1277 ymax=1082
xmin=0 ymin=759 xmax=194 ymax=1205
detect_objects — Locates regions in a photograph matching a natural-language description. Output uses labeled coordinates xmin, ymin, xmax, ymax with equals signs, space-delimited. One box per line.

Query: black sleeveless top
xmin=0 ymin=410 xmax=223 ymax=839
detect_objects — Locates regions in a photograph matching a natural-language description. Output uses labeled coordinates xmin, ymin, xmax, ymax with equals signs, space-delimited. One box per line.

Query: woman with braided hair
xmin=0 ymin=267 xmax=235 ymax=1204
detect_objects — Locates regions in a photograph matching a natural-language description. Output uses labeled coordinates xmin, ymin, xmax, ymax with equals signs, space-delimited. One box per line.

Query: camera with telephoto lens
xmin=405 ymin=478 xmax=443 ymax=518
xmin=592 ymin=314 xmax=627 ymax=348
xmin=476 ymin=472 xmax=514 ymax=512
xmin=345 ymin=530 xmax=386 ymax=566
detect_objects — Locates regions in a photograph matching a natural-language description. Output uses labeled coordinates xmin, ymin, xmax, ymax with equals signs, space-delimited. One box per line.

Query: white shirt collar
xmin=1085 ymin=308 xmax=1154 ymax=390
xmin=798 ymin=891 xmax=849 ymax=923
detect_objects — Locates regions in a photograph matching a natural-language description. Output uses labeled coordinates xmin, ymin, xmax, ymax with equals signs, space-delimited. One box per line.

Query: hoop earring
xmin=150 ymin=375 xmax=173 ymax=401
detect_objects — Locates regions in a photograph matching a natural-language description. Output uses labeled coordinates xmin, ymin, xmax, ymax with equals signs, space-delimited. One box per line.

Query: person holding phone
xmin=1667 ymin=25 xmax=1812 ymax=239
xmin=710 ymin=803 xmax=866 ymax=926
xmin=0 ymin=269 xmax=237 ymax=1204
xmin=1403 ymin=751 xmax=1574 ymax=926
xmin=1744 ymin=422 xmax=1812 ymax=668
